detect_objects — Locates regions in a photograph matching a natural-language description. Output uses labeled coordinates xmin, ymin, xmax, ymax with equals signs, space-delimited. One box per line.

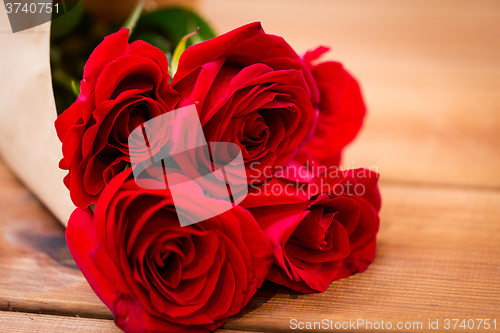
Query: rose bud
xmin=55 ymin=28 xmax=179 ymax=208
xmin=65 ymin=169 xmax=273 ymax=332
xmin=242 ymin=168 xmax=381 ymax=293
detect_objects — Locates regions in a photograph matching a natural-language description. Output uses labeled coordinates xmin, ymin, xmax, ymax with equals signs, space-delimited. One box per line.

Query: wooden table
xmin=1 ymin=0 xmax=499 ymax=331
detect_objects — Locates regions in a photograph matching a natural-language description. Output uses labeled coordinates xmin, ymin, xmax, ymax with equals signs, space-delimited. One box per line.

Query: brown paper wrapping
xmin=0 ymin=1 xmax=199 ymax=227
xmin=0 ymin=11 xmax=75 ymax=226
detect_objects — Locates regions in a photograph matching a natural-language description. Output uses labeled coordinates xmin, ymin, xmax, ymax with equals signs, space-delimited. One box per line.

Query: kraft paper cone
xmin=0 ymin=9 xmax=75 ymax=226
xmin=0 ymin=0 xmax=199 ymax=227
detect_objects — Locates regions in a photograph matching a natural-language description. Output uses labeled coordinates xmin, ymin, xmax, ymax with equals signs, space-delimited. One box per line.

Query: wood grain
xmin=0 ymin=162 xmax=112 ymax=320
xmin=0 ymin=311 xmax=255 ymax=333
xmin=0 ymin=312 xmax=120 ymax=333
xmin=1 ymin=159 xmax=498 ymax=332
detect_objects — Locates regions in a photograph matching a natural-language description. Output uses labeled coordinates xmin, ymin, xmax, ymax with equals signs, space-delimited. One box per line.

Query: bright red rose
xmin=242 ymin=168 xmax=380 ymax=293
xmin=171 ymin=22 xmax=320 ymax=185
xmin=294 ymin=47 xmax=366 ymax=168
xmin=55 ymin=28 xmax=179 ymax=208
xmin=66 ymin=169 xmax=273 ymax=332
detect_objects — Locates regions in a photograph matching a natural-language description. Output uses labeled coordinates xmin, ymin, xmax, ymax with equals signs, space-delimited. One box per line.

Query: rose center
xmin=240 ymin=112 xmax=269 ymax=158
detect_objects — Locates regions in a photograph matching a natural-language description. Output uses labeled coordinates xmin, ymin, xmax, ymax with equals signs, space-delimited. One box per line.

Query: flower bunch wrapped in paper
xmin=6 ymin=2 xmax=382 ymax=331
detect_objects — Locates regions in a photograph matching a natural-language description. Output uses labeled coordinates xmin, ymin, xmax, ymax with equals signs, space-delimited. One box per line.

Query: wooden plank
xmin=217 ymin=331 xmax=259 ymax=333
xmin=0 ymin=311 xmax=254 ymax=333
xmin=1 ymin=159 xmax=499 ymax=332
xmin=199 ymin=0 xmax=500 ymax=188
xmin=0 ymin=161 xmax=112 ymax=319
xmin=0 ymin=312 xmax=120 ymax=333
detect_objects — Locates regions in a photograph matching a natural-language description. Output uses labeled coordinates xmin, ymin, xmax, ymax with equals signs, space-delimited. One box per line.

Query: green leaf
xmin=71 ymin=80 xmax=80 ymax=97
xmin=50 ymin=1 xmax=84 ymax=40
xmin=171 ymin=28 xmax=199 ymax=78
xmin=132 ymin=7 xmax=216 ymax=47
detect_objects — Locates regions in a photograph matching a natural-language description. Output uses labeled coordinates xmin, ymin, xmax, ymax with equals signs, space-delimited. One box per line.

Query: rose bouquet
xmin=51 ymin=4 xmax=380 ymax=332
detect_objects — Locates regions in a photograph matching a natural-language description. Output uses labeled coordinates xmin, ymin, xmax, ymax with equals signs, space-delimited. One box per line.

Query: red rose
xmin=294 ymin=47 xmax=366 ymax=167
xmin=55 ymin=28 xmax=179 ymax=208
xmin=65 ymin=169 xmax=273 ymax=332
xmin=242 ymin=168 xmax=380 ymax=293
xmin=171 ymin=22 xmax=320 ymax=187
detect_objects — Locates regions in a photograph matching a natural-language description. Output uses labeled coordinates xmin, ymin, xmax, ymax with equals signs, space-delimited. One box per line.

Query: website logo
xmin=129 ymin=104 xmax=248 ymax=227
xmin=3 ymin=0 xmax=79 ymax=33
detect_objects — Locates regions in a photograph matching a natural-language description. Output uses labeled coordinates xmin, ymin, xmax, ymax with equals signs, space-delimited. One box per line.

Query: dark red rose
xmin=55 ymin=28 xmax=179 ymax=208
xmin=242 ymin=168 xmax=380 ymax=293
xmin=65 ymin=169 xmax=273 ymax=332
xmin=294 ymin=47 xmax=366 ymax=168
xmin=171 ymin=22 xmax=320 ymax=188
